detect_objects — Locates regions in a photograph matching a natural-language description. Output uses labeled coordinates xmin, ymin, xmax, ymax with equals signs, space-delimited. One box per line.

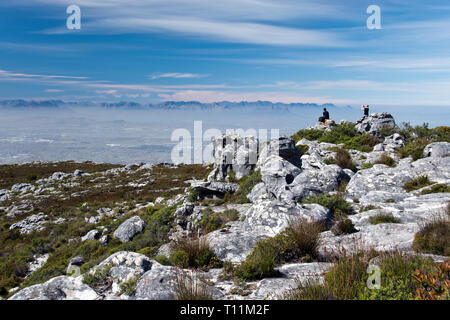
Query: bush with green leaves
xmin=234 ymin=218 xmax=323 ymax=280
xmin=285 ymin=250 xmax=440 ymax=300
xmin=296 ymin=144 xmax=309 ymax=154
xmin=169 ymin=236 xmax=220 ymax=269
xmin=397 ymin=123 xmax=450 ymax=161
xmin=402 ymin=175 xmax=434 ymax=192
xmin=229 ymin=170 xmax=262 ymax=204
xmin=412 ymin=215 xmax=450 ymax=256
xmin=291 ymin=122 xmax=382 ymax=153
xmin=331 ymin=218 xmax=358 ymax=236
xmin=374 ymin=153 xmax=396 ymax=167
xmin=361 ymin=162 xmax=374 ymax=170
xmin=301 ymin=193 xmax=355 ymax=216
xmin=418 ymin=184 xmax=450 ymax=196
xmin=198 ymin=208 xmax=239 ymax=234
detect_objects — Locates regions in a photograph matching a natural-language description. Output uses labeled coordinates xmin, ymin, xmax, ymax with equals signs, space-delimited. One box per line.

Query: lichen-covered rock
xmin=113 ymin=216 xmax=146 ymax=243
xmin=207 ymin=134 xmax=259 ymax=181
xmin=424 ymin=142 xmax=450 ymax=158
xmin=355 ymin=113 xmax=396 ymax=136
xmin=206 ymin=200 xmax=330 ymax=263
xmin=347 ymin=156 xmax=450 ymax=202
xmin=134 ymin=267 xmax=224 ymax=300
xmin=250 ymin=262 xmax=334 ymax=299
xmin=81 ymin=229 xmax=101 ymax=242
xmin=9 ymin=276 xmax=98 ymax=300
xmin=91 ymin=251 xmax=153 ymax=296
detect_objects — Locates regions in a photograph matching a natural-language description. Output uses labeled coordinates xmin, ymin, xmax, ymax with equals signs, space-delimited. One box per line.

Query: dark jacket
xmin=323 ymin=110 xmax=330 ymax=120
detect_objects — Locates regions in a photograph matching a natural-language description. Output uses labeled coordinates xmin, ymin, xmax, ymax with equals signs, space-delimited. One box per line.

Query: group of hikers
xmin=318 ymin=104 xmax=369 ymax=123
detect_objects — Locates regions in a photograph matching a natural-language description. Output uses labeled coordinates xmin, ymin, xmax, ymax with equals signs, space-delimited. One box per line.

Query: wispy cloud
xmin=0 ymin=69 xmax=88 ymax=80
xmin=149 ymin=73 xmax=207 ymax=80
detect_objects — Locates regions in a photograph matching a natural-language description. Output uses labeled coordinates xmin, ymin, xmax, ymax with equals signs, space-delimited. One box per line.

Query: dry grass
xmin=335 ymin=148 xmax=356 ymax=172
xmin=172 ymin=269 xmax=214 ymax=300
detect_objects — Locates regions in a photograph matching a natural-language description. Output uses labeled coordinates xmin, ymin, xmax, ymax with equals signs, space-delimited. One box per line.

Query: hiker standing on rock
xmin=362 ymin=104 xmax=369 ymax=116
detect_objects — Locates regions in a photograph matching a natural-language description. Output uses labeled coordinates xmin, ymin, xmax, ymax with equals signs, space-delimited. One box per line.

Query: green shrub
xmin=154 ymin=255 xmax=171 ymax=266
xmin=83 ymin=264 xmax=113 ymax=291
xmin=331 ymin=218 xmax=358 ymax=236
xmin=396 ymin=123 xmax=450 ymax=161
xmin=403 ymin=175 xmax=434 ymax=192
xmin=412 ymin=216 xmax=450 ymax=256
xmin=358 ymin=252 xmax=436 ymax=300
xmin=374 ymin=153 xmax=396 ymax=167
xmin=296 ymin=144 xmax=310 ymax=154
xmin=198 ymin=208 xmax=239 ymax=234
xmin=234 ymin=242 xmax=278 ymax=280
xmin=335 ymin=148 xmax=356 ymax=172
xmin=323 ymin=157 xmax=335 ymax=165
xmin=186 ymin=188 xmax=199 ymax=202
xmin=234 ymin=218 xmax=323 ymax=280
xmin=286 ymin=249 xmax=439 ymax=300
xmin=170 ymin=236 xmax=219 ymax=269
xmin=418 ymin=184 xmax=450 ymax=195
xmin=301 ymin=193 xmax=355 ymax=216
xmin=230 ymin=170 xmax=262 ymax=204
xmin=291 ymin=129 xmax=324 ymax=143
xmin=361 ymin=162 xmax=374 ymax=170
xmin=369 ymin=213 xmax=401 ymax=225
xmin=119 ymin=277 xmax=138 ymax=296
xmin=359 ymin=205 xmax=380 ymax=213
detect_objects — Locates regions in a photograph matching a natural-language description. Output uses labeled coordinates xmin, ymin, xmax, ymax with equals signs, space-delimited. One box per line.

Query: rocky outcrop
xmin=81 ymin=229 xmax=101 ymax=242
xmin=9 ymin=276 xmax=98 ymax=300
xmin=424 ymin=142 xmax=450 ymax=158
xmin=206 ymin=200 xmax=330 ymax=262
xmin=347 ymin=156 xmax=450 ymax=202
xmin=9 ymin=213 xmax=47 ymax=234
xmin=113 ymin=216 xmax=146 ymax=243
xmin=355 ymin=113 xmax=396 ymax=136
xmin=207 ymin=134 xmax=259 ymax=181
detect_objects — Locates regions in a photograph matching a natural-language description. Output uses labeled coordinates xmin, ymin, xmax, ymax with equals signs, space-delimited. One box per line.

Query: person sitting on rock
xmin=362 ymin=104 xmax=369 ymax=116
xmin=323 ymin=108 xmax=330 ymax=121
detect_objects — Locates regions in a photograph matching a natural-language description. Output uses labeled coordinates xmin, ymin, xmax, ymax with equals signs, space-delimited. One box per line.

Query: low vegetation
xmin=173 ymin=270 xmax=214 ymax=300
xmin=233 ymin=218 xmax=324 ymax=280
xmin=397 ymin=123 xmax=450 ymax=161
xmin=334 ymin=148 xmax=357 ymax=172
xmin=418 ymin=184 xmax=450 ymax=196
xmin=301 ymin=193 xmax=355 ymax=217
xmin=291 ymin=122 xmax=381 ymax=153
xmin=369 ymin=213 xmax=401 ymax=225
xmin=169 ymin=236 xmax=221 ymax=270
xmin=402 ymin=175 xmax=435 ymax=192
xmin=331 ymin=218 xmax=358 ymax=236
xmin=198 ymin=208 xmax=239 ymax=234
xmin=285 ymin=250 xmax=448 ymax=300
xmin=374 ymin=153 xmax=396 ymax=167
xmin=412 ymin=210 xmax=450 ymax=256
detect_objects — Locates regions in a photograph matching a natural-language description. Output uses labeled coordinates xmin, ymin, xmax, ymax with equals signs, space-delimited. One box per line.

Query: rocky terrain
xmin=1 ymin=113 xmax=449 ymax=300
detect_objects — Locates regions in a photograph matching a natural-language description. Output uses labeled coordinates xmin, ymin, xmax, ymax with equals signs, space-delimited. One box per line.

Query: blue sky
xmin=1 ymin=0 xmax=450 ymax=106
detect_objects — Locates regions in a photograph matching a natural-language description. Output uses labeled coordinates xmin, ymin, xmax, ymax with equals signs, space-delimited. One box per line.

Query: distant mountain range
xmin=0 ymin=99 xmax=337 ymax=110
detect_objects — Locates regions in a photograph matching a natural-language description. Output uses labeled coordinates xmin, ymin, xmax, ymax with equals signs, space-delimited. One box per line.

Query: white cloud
xmin=44 ymin=89 xmax=63 ymax=92
xmin=150 ymin=73 xmax=206 ymax=80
